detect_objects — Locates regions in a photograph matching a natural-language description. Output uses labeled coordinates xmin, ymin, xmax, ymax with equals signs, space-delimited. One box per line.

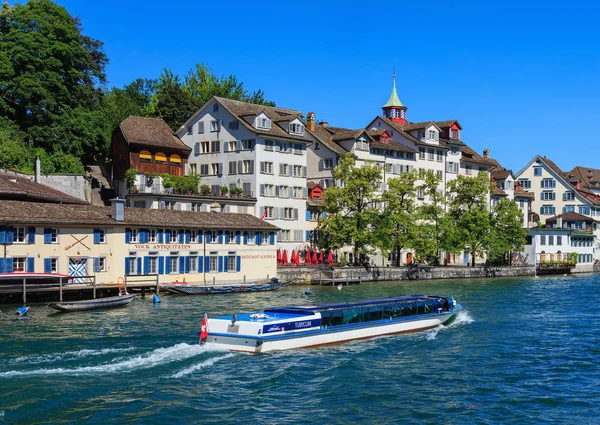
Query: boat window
xmin=343 ymin=309 xmax=363 ymax=325
xmin=321 ymin=310 xmax=343 ymax=327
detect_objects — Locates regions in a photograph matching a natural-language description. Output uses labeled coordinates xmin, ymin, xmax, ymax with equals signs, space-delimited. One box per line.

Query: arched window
xmin=139 ymin=150 xmax=152 ymax=162
xmin=170 ymin=154 xmax=181 ymax=165
xmin=155 ymin=152 xmax=167 ymax=163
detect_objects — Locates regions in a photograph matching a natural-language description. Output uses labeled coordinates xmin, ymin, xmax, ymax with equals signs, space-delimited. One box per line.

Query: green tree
xmin=488 ymin=197 xmax=528 ymax=264
xmin=319 ymin=153 xmax=381 ymax=264
xmin=375 ymin=170 xmax=419 ymax=266
xmin=0 ymin=0 xmax=107 ymax=163
xmin=413 ymin=171 xmax=448 ymax=263
xmin=446 ymin=172 xmax=492 ymax=267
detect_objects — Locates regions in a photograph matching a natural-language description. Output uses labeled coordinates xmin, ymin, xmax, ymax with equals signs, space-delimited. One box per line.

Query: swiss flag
xmin=200 ymin=313 xmax=208 ymax=343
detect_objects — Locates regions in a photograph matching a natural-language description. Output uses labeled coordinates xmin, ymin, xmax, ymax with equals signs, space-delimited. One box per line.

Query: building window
xmin=197 ymin=122 xmax=204 ymax=134
xmin=187 ymin=126 xmax=193 ymax=135
xmin=428 ymin=130 xmax=437 ymax=140
xmin=261 ymin=161 xmax=273 ymax=174
xmin=96 ymin=257 xmax=107 ymax=272
xmin=149 ymin=256 xmax=158 ymax=274
xmin=309 ymin=210 xmax=319 ymax=221
xmin=139 ymin=150 xmax=152 ymax=162
xmin=447 ymin=162 xmax=459 ymax=174
xmin=13 ymin=257 xmax=26 ymax=272
xmin=247 ymin=231 xmax=256 ymax=245
xmin=436 ymin=170 xmax=443 ymax=179
xmin=213 ymin=103 xmax=219 ymax=112
xmin=169 ymin=254 xmax=178 ymax=274
xmin=210 ymin=120 xmax=220 ymax=132
xmin=258 ymin=117 xmax=271 ymax=129
xmin=548 ymin=235 xmax=554 ymax=245
xmin=168 ymin=229 xmax=178 ymax=243
xmin=128 ymin=256 xmax=138 ymax=275
xmin=419 ymin=148 xmax=425 ymax=160
xmin=450 ymin=129 xmax=459 ymax=139
xmin=209 ymin=251 xmax=218 ymax=272
xmin=427 ymin=149 xmax=434 ymax=161
xmin=50 ymin=258 xmax=58 ymax=273
xmin=241 ymin=160 xmax=254 ymax=174
xmin=190 ymin=230 xmax=198 ymax=243
xmin=289 ymin=123 xmax=304 ymax=134
xmin=265 ymin=140 xmax=274 ymax=151
xmin=541 ymin=191 xmax=555 ymax=201
xmin=540 ymin=205 xmax=555 ymax=215
xmin=242 ymin=139 xmax=254 ymax=150
xmin=323 ymin=158 xmax=334 ymax=169
xmin=228 ymin=121 xmax=239 ymax=130
xmin=417 ymin=189 xmax=425 ymax=199
xmin=229 ymin=161 xmax=238 ymax=175
xmin=14 ymin=227 xmax=26 ymax=243
xmin=557 ymin=235 xmax=562 ymax=245
xmin=133 ymin=201 xmax=146 ymax=208
xmin=97 ymin=229 xmax=106 ymax=243
xmin=436 ymin=150 xmax=443 ymax=162
xmin=130 ymin=229 xmax=139 ymax=243
xmin=465 ymin=165 xmax=472 ymax=175
xmin=579 ymin=206 xmax=590 ymax=215
xmin=540 ymin=178 xmax=555 ymax=188
xmin=155 ymin=152 xmax=167 ymax=163
xmin=564 ymin=191 xmax=575 ymax=201
xmin=227 ymin=252 xmax=237 ymax=271
xmin=534 ymin=167 xmax=542 ymax=176
xmin=540 ymin=235 xmax=546 ymax=245
xmin=200 ymin=141 xmax=210 ymax=153
xmin=207 ymin=230 xmax=217 ymax=243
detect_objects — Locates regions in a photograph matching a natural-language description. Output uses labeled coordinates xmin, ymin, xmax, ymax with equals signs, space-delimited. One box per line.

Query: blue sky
xmin=51 ymin=0 xmax=600 ymax=173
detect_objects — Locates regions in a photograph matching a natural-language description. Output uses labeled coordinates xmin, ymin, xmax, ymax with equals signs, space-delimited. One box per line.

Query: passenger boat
xmin=49 ymin=294 xmax=136 ymax=312
xmin=203 ymin=294 xmax=462 ymax=353
xmin=165 ymin=277 xmax=291 ymax=295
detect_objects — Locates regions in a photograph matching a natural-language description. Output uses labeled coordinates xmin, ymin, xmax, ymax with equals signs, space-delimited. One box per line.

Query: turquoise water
xmin=1 ymin=274 xmax=599 ymax=424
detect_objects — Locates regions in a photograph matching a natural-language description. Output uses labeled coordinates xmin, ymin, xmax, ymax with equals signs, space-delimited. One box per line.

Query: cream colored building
xmin=0 ymin=199 xmax=278 ymax=285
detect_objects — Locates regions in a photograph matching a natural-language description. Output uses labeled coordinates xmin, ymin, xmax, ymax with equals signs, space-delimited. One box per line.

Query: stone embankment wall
xmin=278 ymin=265 xmax=536 ymax=284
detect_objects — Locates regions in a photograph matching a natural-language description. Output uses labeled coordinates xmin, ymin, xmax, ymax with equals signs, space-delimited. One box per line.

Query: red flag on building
xmin=261 ymin=209 xmax=268 ymax=220
xmin=200 ymin=313 xmax=208 ymax=343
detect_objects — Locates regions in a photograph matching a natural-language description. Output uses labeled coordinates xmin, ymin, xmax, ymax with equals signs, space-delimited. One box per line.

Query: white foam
xmin=7 ymin=347 xmax=136 ymax=365
xmin=0 ymin=343 xmax=210 ymax=378
xmin=426 ymin=310 xmax=474 ymax=340
xmin=171 ymin=353 xmax=235 ymax=378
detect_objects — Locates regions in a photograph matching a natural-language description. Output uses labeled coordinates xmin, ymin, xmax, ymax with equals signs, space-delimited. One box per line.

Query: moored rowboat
xmin=203 ymin=295 xmax=462 ymax=353
xmin=49 ymin=294 xmax=136 ymax=312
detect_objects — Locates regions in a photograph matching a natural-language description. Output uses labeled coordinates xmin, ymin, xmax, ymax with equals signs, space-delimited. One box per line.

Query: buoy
xmin=153 ymin=294 xmax=161 ymax=304
xmin=17 ymin=307 xmax=30 ymax=317
xmin=305 ymin=288 xmax=311 ymax=295
xmin=337 ymin=283 xmax=343 ymax=291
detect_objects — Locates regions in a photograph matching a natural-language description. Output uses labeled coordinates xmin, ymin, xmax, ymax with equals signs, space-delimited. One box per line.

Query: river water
xmin=1 ymin=274 xmax=599 ymax=424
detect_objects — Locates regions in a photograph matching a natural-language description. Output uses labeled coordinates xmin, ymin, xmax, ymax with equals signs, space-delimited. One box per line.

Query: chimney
xmin=557 ymin=216 xmax=562 ymax=228
xmin=110 ymin=198 xmax=125 ymax=222
xmin=306 ymin=112 xmax=315 ymax=132
xmin=210 ymin=202 xmax=220 ymax=213
xmin=35 ymin=156 xmax=41 ymax=183
xmin=483 ymin=149 xmax=490 ymax=159
xmin=319 ymin=121 xmax=328 ymax=128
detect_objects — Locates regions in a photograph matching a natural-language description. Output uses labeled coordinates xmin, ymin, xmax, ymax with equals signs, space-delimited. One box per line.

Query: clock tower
xmin=382 ymin=73 xmax=407 ymax=125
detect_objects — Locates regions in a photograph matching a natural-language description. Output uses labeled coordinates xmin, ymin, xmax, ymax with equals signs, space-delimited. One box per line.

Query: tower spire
xmin=382 ymin=70 xmax=407 ymax=124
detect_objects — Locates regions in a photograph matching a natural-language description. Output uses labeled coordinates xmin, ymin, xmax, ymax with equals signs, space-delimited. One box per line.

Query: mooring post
xmin=244 ymin=275 xmax=246 ymax=284
xmin=22 ymin=277 xmax=26 ymax=304
xmin=319 ymin=269 xmax=322 ymax=286
xmin=141 ymin=287 xmax=145 ymax=298
xmin=155 ymin=276 xmax=159 ymax=295
xmin=93 ymin=277 xmax=96 ymax=299
xmin=59 ymin=277 xmax=63 ymax=302
xmin=213 ymin=276 xmax=215 ymax=285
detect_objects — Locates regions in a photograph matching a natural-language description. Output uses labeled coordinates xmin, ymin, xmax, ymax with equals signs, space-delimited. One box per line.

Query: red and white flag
xmin=200 ymin=313 xmax=208 ymax=343
xmin=261 ymin=209 xmax=268 ymax=220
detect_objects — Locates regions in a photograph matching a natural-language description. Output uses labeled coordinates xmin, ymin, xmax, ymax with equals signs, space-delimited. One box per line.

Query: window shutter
xmin=178 ymin=230 xmax=185 ymax=244
xmin=236 ymin=231 xmax=241 ymax=244
xmin=319 ymin=159 xmax=324 ymax=171
xmin=198 ymin=122 xmax=204 ymax=133
xmin=249 ymin=160 xmax=254 ymax=174
xmin=165 ymin=257 xmax=171 ymax=274
xmin=44 ymin=258 xmax=51 ymax=273
xmin=179 ymin=256 xmax=185 ymax=274
xmin=194 ymin=142 xmax=200 ymax=156
xmin=257 ymin=232 xmax=262 ymax=245
xmin=224 ymin=141 xmax=229 ymax=152
xmin=93 ymin=229 xmax=100 ymax=244
xmin=294 ymin=208 xmax=298 ymax=219
xmin=206 ymin=232 xmax=212 ymax=243
xmin=125 ymin=228 xmax=131 ymax=243
xmin=0 ymin=227 xmax=5 ymax=244
xmin=218 ymin=163 xmax=223 ymax=175
xmin=260 ymin=184 xmax=265 ymax=196
xmin=303 ymin=166 xmax=307 ymax=177
xmin=27 ymin=227 xmax=35 ymax=244
xmin=260 ymin=162 xmax=265 ymax=173
xmin=306 ymin=230 xmax=311 ymax=242
xmin=223 ymin=256 xmax=229 ymax=272
xmin=158 ymin=230 xmax=164 ymax=243
xmin=236 ymin=256 xmax=241 ymax=272
xmin=137 ymin=257 xmax=142 ymax=274
xmin=269 ymin=232 xmax=275 ymax=245
xmin=27 ymin=257 xmax=35 ymax=273
xmin=44 ymin=228 xmax=52 ymax=244
xmin=238 ymin=160 xmax=243 ymax=174
xmin=141 ymin=229 xmax=149 ymax=243
xmin=280 ymin=163 xmax=285 ymax=175
xmin=236 ymin=140 xmax=242 ymax=151
xmin=225 ymin=231 xmax=231 ymax=244
xmin=218 ymin=256 xmax=223 ymax=272
xmin=303 ymin=187 xmax=308 ymax=199
xmin=306 ymin=210 xmax=311 ymax=220
xmin=159 ymin=257 xmax=165 ymax=274
xmin=197 ymin=256 xmax=203 ymax=272
xmin=218 ymin=231 xmax=223 ymax=244
xmin=243 ymin=232 xmax=248 ymax=245
xmin=125 ymin=258 xmax=130 ymax=275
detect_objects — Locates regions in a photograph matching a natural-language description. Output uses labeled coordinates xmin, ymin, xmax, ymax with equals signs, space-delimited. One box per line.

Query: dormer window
xmin=289 ymin=122 xmax=304 ymax=135
xmin=356 ymin=137 xmax=369 ymax=151
xmin=213 ymin=103 xmax=219 ymax=112
xmin=257 ymin=117 xmax=271 ymax=129
xmin=417 ymin=131 xmax=425 ymax=139
xmin=450 ymin=128 xmax=459 ymax=139
xmin=428 ymin=130 xmax=438 ymax=141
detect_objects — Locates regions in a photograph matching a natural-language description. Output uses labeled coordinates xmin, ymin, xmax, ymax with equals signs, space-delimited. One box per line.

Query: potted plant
xmin=231 ymin=187 xmax=243 ymax=198
xmin=124 ymin=168 xmax=138 ymax=192
xmin=220 ymin=186 xmax=229 ymax=197
xmin=200 ymin=184 xmax=211 ymax=196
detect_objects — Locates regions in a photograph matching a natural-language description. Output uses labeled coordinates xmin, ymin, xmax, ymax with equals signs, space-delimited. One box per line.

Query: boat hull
xmin=165 ymin=280 xmax=290 ymax=295
xmin=49 ymin=294 xmax=136 ymax=312
xmin=205 ymin=308 xmax=460 ymax=353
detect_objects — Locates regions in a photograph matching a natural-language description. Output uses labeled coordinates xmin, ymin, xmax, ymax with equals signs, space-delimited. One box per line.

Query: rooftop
xmin=0 ymin=173 xmax=87 ymax=205
xmin=119 ymin=116 xmax=191 ymax=152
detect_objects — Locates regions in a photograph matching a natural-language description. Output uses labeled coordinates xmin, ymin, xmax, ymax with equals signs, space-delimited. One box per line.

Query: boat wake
xmin=426 ymin=310 xmax=474 ymax=340
xmin=0 ymin=343 xmax=222 ymax=379
xmin=5 ymin=347 xmax=136 ymax=366
xmin=171 ymin=352 xmax=235 ymax=378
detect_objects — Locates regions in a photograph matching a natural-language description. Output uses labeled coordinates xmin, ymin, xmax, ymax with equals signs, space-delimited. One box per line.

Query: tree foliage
xmin=319 ymin=153 xmax=382 ymax=263
xmin=488 ymin=197 xmax=528 ymax=262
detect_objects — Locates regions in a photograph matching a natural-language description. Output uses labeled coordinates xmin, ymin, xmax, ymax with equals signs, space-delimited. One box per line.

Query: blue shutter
xmin=235 ymin=231 xmax=241 ymax=244
xmin=179 ymin=256 xmax=185 ymax=273
xmin=27 ymin=257 xmax=34 ymax=273
xmin=225 ymin=232 xmax=230 ymax=244
xmin=44 ymin=228 xmax=52 ymax=244
xmin=217 ymin=231 xmax=223 ymax=244
xmin=206 ymin=232 xmax=212 ymax=243
xmin=94 ymin=258 xmax=101 ymax=273
xmin=165 ymin=257 xmax=171 ymax=274
xmin=0 ymin=258 xmax=4 ymax=273
xmin=236 ymin=256 xmax=241 ymax=272
xmin=44 ymin=258 xmax=51 ymax=273
xmin=185 ymin=256 xmax=191 ymax=273
xmin=218 ymin=256 xmax=223 ymax=272
xmin=6 ymin=227 xmax=13 ymax=245
xmin=165 ymin=231 xmax=171 ymax=243
xmin=158 ymin=257 xmax=165 ymax=274
xmin=185 ymin=230 xmax=191 ymax=243
xmin=144 ymin=257 xmax=149 ymax=275
xmin=306 ymin=210 xmax=311 ymax=220
xmin=125 ymin=228 xmax=131 ymax=243
xmin=0 ymin=227 xmax=5 ymax=244
xmin=205 ymin=256 xmax=210 ymax=272
xmin=125 ymin=258 xmax=130 ymax=275
xmin=140 ymin=229 xmax=149 ymax=243
xmin=197 ymin=232 xmax=203 ymax=243
xmin=257 ymin=233 xmax=262 ymax=245
xmin=563 ymin=193 xmax=567 ymax=201
xmin=94 ymin=229 xmax=101 ymax=244
xmin=223 ymin=256 xmax=229 ymax=272
xmin=137 ymin=257 xmax=142 ymax=274
xmin=178 ymin=231 xmax=184 ymax=244
xmin=158 ymin=230 xmax=164 ymax=243
xmin=270 ymin=232 xmax=275 ymax=245
xmin=306 ymin=230 xmax=311 ymax=242
xmin=243 ymin=232 xmax=248 ymax=245
xmin=198 ymin=256 xmax=203 ymax=273
xmin=27 ymin=227 xmax=35 ymax=244
xmin=5 ymin=258 xmax=13 ymax=273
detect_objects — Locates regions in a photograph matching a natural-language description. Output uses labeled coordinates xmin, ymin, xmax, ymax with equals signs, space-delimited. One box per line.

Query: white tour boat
xmin=202 ymin=294 xmax=462 ymax=353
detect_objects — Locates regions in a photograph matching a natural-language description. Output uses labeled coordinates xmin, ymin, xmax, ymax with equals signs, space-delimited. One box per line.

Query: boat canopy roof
xmin=264 ymin=295 xmax=444 ymax=315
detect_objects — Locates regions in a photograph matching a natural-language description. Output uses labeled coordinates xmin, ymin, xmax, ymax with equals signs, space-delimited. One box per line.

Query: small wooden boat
xmin=49 ymin=294 xmax=136 ymax=312
xmin=165 ymin=277 xmax=291 ymax=295
xmin=204 ymin=295 xmax=462 ymax=353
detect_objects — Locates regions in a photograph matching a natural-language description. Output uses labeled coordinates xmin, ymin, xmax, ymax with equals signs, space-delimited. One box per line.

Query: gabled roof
xmin=435 ymin=120 xmax=463 ymax=130
xmin=491 ymin=169 xmax=512 ymax=180
xmin=0 ymin=200 xmax=279 ymax=231
xmin=461 ymin=146 xmax=495 ymax=167
xmin=0 ymin=173 xmax=87 ymax=204
xmin=402 ymin=121 xmax=442 ymax=132
xmin=368 ymin=130 xmax=416 ymax=153
xmin=368 ymin=116 xmax=422 ymax=145
xmin=491 ymin=185 xmax=508 ymax=197
xmin=514 ymin=186 xmax=535 ymax=199
xmin=119 ymin=116 xmax=191 ymax=152
xmin=575 ymin=189 xmax=600 ymax=206
xmin=546 ymin=211 xmax=597 ymax=224
xmin=331 ymin=129 xmax=366 ymax=142
xmin=565 ymin=166 xmax=600 ymax=191
xmin=307 ymin=126 xmax=349 ymax=156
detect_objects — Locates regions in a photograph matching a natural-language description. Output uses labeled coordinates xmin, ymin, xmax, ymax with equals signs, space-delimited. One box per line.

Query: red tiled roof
xmin=120 ymin=116 xmax=191 ymax=152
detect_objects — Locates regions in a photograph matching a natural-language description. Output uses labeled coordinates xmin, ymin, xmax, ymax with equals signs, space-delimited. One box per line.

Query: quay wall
xmin=277 ymin=265 xmax=537 ymax=284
